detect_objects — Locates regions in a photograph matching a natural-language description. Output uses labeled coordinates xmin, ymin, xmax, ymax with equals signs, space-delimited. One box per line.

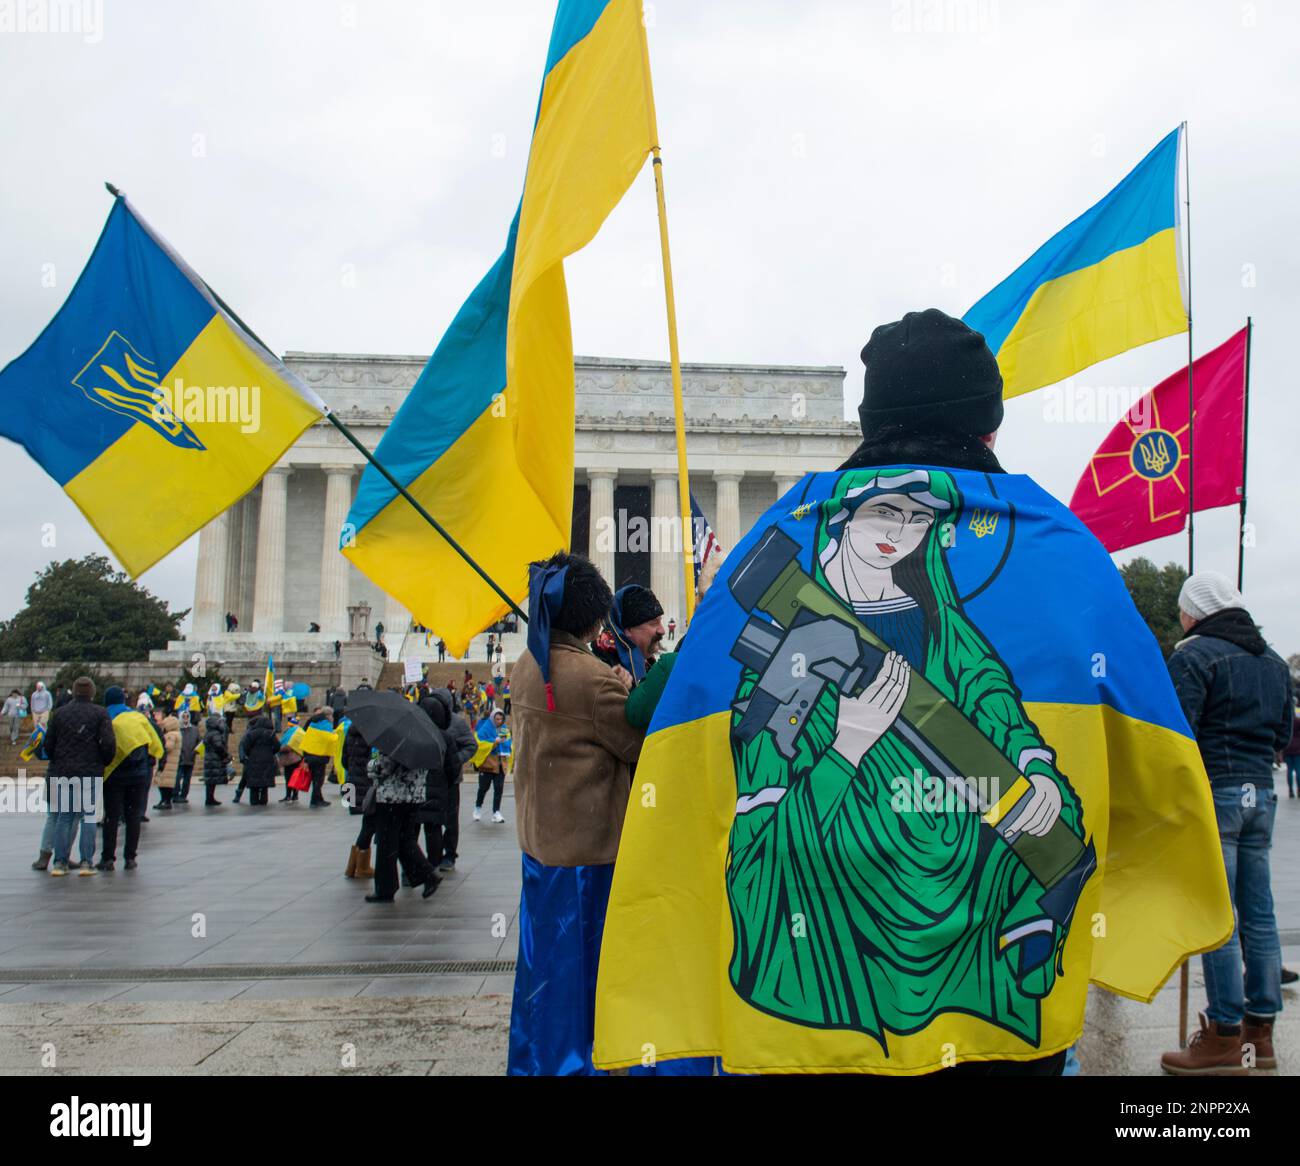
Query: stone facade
xmin=176 ymin=352 xmax=859 ymax=660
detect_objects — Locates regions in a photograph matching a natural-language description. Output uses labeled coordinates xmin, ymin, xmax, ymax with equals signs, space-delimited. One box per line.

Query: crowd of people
xmin=13 ymin=309 xmax=1298 ymax=1076
xmin=22 ymin=667 xmax=515 ymax=887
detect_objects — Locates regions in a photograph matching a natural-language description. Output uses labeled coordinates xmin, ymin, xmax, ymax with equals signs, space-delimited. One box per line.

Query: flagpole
xmin=638 ymin=9 xmax=697 ymax=627
xmin=324 ymin=411 xmax=528 ymax=625
xmin=1237 ymin=317 xmax=1253 ymax=591
xmin=1178 ymin=120 xmax=1193 ymax=1048
xmin=1183 ymin=121 xmax=1196 ymax=576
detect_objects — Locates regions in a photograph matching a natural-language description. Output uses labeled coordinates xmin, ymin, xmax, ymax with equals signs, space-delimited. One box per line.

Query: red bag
xmin=287 ymin=763 xmax=312 ymax=792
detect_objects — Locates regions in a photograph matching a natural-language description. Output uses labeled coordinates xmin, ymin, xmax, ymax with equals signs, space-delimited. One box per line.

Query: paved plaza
xmin=0 ymin=776 xmax=1296 ymax=1075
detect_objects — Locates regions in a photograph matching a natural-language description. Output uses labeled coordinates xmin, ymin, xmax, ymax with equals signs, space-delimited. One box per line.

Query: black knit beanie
xmin=618 ymin=585 xmax=664 ymax=629
xmin=858 ymin=309 xmax=1004 ymax=438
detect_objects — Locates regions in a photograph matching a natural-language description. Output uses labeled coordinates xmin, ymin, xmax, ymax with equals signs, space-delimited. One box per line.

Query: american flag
xmin=690 ymin=493 xmax=721 ymax=585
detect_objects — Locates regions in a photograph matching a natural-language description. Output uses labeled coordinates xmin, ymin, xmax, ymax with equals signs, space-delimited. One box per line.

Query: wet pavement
xmin=0 ymin=775 xmax=1296 ymax=1074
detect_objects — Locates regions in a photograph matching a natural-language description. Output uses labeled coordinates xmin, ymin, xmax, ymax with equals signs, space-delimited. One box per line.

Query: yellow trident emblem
xmin=791 ymin=503 xmax=815 ymax=521
xmin=72 ymin=331 xmax=205 ymax=451
xmin=1138 ymin=433 xmax=1172 ymax=474
xmin=968 ymin=509 xmax=999 ymax=538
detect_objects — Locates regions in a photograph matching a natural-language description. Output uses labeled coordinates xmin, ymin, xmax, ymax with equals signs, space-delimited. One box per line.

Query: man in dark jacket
xmin=201 ymin=713 xmax=231 ymax=807
xmin=342 ymin=702 xmax=377 ymax=880
xmin=238 ymin=715 xmax=280 ymax=806
xmin=40 ymin=676 xmax=116 ymax=876
xmin=98 ymin=686 xmax=163 ymax=871
xmin=421 ymin=688 xmax=477 ymax=872
xmin=1161 ymin=572 xmax=1294 ymax=1076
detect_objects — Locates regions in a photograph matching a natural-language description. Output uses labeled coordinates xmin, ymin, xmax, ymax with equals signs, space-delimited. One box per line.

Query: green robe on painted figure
xmin=726 ymin=468 xmax=1087 ymax=1052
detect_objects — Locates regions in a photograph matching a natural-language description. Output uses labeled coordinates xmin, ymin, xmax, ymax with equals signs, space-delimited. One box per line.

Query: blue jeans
xmin=1201 ymin=783 xmax=1282 ymax=1024
xmin=1286 ymin=756 xmax=1299 ymax=796
xmin=51 ymin=810 xmax=96 ymax=865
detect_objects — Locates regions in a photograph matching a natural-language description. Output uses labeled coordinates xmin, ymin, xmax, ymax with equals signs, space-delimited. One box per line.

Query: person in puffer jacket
xmin=421 ymin=688 xmax=476 ymax=872
xmin=201 ymin=714 xmax=231 ymax=807
xmin=154 ymin=715 xmax=181 ymax=810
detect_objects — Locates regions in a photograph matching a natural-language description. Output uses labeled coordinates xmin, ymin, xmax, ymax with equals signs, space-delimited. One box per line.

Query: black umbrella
xmin=344 ymin=688 xmax=445 ymax=771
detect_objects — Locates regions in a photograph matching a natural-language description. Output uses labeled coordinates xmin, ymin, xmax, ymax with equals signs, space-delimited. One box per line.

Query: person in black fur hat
xmin=591 ymin=584 xmax=665 ymax=686
xmin=842 ymin=308 xmax=1005 ymax=475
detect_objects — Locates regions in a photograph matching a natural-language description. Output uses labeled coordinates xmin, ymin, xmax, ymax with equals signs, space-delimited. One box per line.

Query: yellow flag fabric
xmin=105 ymin=709 xmax=164 ymax=779
xmin=342 ymin=0 xmax=656 ymax=655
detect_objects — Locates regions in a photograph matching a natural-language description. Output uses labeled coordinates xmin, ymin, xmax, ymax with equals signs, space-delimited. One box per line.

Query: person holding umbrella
xmin=345 ymin=688 xmax=447 ymax=903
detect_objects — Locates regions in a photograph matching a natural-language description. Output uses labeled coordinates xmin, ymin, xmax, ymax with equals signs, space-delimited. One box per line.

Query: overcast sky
xmin=1 ymin=0 xmax=1296 ymax=652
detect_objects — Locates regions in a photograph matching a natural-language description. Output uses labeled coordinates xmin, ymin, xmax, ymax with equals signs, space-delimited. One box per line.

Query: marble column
xmin=223 ymin=497 xmax=245 ymax=626
xmin=650 ymin=469 xmax=684 ymax=625
xmin=251 ymin=466 xmax=290 ymax=634
xmin=776 ymin=473 xmax=803 ymax=501
xmin=385 ymin=594 xmax=411 ymax=647
xmin=319 ymin=465 xmax=354 ymax=640
xmin=714 ymin=471 xmax=743 ymax=553
xmin=192 ymin=510 xmax=230 ymax=638
xmin=237 ymin=488 xmax=259 ymax=629
xmin=587 ymin=469 xmax=618 ymax=585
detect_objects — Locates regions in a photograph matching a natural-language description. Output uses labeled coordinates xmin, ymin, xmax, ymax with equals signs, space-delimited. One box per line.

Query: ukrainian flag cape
xmin=0 ymin=195 xmax=324 ymax=576
xmin=105 ymin=708 xmax=163 ymax=779
xmin=343 ymin=0 xmax=656 ymax=655
xmin=594 ymin=467 xmax=1232 ymax=1075
xmin=964 ymin=127 xmax=1187 ymax=400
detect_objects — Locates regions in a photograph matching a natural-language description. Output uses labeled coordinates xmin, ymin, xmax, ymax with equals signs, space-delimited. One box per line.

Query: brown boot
xmin=1160 ymin=1013 xmax=1248 ymax=1076
xmin=354 ymin=846 xmax=375 ymax=879
xmin=1242 ymin=1014 xmax=1276 ymax=1070
xmin=344 ymin=845 xmax=359 ymax=879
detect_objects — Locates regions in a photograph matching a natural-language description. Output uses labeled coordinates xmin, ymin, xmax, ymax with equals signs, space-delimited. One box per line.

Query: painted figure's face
xmin=841 ymin=493 xmax=936 ymax=570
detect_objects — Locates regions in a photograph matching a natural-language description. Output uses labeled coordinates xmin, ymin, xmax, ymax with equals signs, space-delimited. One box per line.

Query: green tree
xmin=1119 ymin=557 xmax=1188 ymax=658
xmin=0 ymin=555 xmax=187 ymax=662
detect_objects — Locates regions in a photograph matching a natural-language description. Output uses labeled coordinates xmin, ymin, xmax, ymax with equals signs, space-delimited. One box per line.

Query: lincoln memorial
xmin=173 ymin=351 xmax=859 ymax=663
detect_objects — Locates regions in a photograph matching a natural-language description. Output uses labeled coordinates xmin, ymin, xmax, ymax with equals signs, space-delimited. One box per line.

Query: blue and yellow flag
xmin=19 ymin=724 xmax=45 ymax=763
xmin=963 ymin=127 xmax=1187 ymax=399
xmin=0 ymin=195 xmax=325 ymax=576
xmin=263 ymin=656 xmax=280 ymax=708
xmin=594 ymin=468 xmax=1232 ymax=1074
xmin=342 ymin=0 xmax=656 ymax=655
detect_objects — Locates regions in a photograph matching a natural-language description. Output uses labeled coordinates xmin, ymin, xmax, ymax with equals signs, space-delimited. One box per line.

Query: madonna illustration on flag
xmin=594 ymin=467 xmax=1233 ymax=1074
xmin=1069 ymin=327 xmax=1248 ymax=554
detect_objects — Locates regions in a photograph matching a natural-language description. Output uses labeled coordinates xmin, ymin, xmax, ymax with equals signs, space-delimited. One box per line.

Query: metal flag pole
xmin=1178 ymin=120 xmax=1193 ymax=1048
xmin=638 ymin=7 xmax=698 ymax=627
xmin=324 ymin=412 xmax=528 ymax=625
xmin=1237 ymin=318 xmax=1253 ymax=591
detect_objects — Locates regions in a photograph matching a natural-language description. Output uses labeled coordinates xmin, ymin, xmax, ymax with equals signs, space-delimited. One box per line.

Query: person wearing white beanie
xmin=1161 ymin=571 xmax=1295 ymax=1076
xmin=1177 ymin=570 xmax=1244 ymax=624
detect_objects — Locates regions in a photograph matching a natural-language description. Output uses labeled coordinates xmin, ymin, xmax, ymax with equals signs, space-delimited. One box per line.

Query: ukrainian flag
xmin=594 ymin=468 xmax=1231 ymax=1074
xmin=263 ymin=656 xmax=280 ymax=708
xmin=0 ymin=194 xmax=324 ymax=576
xmin=964 ymin=127 xmax=1187 ymax=400
xmin=342 ymin=0 xmax=656 ymax=655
